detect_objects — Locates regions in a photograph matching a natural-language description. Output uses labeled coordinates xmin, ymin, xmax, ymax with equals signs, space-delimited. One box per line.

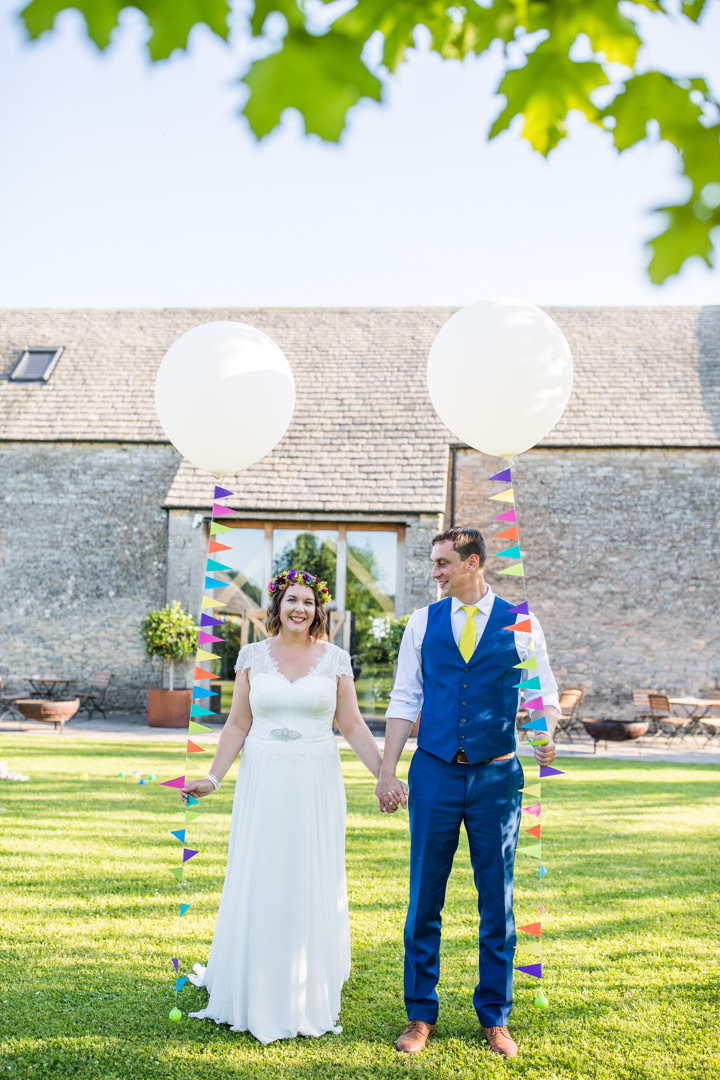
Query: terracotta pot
xmin=16 ymin=698 xmax=79 ymax=730
xmin=582 ymin=719 xmax=649 ymax=742
xmin=147 ymin=688 xmax=193 ymax=728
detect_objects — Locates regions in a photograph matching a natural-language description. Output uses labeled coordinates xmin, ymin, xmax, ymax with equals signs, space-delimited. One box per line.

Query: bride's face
xmin=279 ymin=586 xmax=316 ymax=635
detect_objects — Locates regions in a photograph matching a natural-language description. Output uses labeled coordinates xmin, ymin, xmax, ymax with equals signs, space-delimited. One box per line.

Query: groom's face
xmin=431 ymin=540 xmax=479 ymax=597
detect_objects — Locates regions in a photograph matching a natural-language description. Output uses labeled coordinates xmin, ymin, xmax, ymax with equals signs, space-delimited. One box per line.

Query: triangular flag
xmin=514 ymin=657 xmax=538 ymax=671
xmin=170 ymin=829 xmax=186 ymax=843
xmin=514 ymin=963 xmax=542 ymax=978
xmin=523 ymin=696 xmax=545 ymax=710
xmin=495 ymin=544 xmax=522 ymax=559
xmin=186 ymin=740 xmax=206 ymax=754
xmin=169 ymin=867 xmax=183 ymax=880
xmin=200 ymin=613 xmax=224 ymax=627
xmin=172 ymin=958 xmax=179 ymax=973
xmin=210 ymin=521 xmax=232 ymax=535
xmin=499 ymin=563 xmax=525 ymax=576
xmin=493 ymin=508 xmax=517 ymax=522
xmin=522 ymin=784 xmax=542 ymax=798
xmin=527 ymin=737 xmax=549 ymax=747
xmin=175 ymin=976 xmax=188 ymax=991
xmin=493 ymin=525 xmax=519 ymax=541
xmin=525 ymin=824 xmax=541 ymax=838
xmin=179 ymin=904 xmax=190 ymax=918
xmin=183 ymin=848 xmax=199 ymax=862
xmin=161 ymin=776 xmax=186 ymax=789
xmin=519 ymin=718 xmax=548 ymax=733
xmin=198 ymin=631 xmax=223 ymax=644
xmin=490 ymin=488 xmax=515 ymax=503
xmin=206 ymin=558 xmax=232 ymax=573
xmin=539 ymin=765 xmax=565 ymax=778
xmin=505 ymin=619 xmax=532 ymax=633
xmin=192 ymin=687 xmax=217 ymax=699
xmin=187 ymin=795 xmax=199 ymax=806
xmin=189 ymin=720 xmax=214 ymax=734
xmin=539 ymin=865 xmax=548 ymax=878
xmin=518 ymin=921 xmax=542 ymax=937
xmin=516 ymin=843 xmax=542 ymax=859
xmin=509 ymin=601 xmax=530 ymax=615
xmin=195 ymin=648 xmax=219 ymax=663
xmin=513 ymin=675 xmax=541 ymax=690
xmin=515 ymin=938 xmax=543 ymax=956
xmin=212 ymin=502 xmax=235 ymax=516
xmin=191 ymin=704 xmax=216 ymax=717
xmin=185 ymin=810 xmax=202 ymax=824
xmin=204 ymin=576 xmax=227 ymax=590
xmin=489 ymin=468 xmax=513 ymax=482
xmin=201 ymin=596 xmax=227 ymax=610
xmin=214 ymin=485 xmax=233 ymax=499
xmin=208 ymin=539 xmax=232 ymax=554
xmin=193 ymin=666 xmax=220 ymax=682
xmin=523 ymin=803 xmax=542 ymax=817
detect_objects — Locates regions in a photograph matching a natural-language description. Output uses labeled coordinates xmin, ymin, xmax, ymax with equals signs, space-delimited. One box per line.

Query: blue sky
xmin=1 ymin=0 xmax=718 ymax=308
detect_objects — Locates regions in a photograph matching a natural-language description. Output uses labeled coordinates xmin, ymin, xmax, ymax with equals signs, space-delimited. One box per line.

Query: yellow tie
xmin=459 ymin=605 xmax=479 ymax=662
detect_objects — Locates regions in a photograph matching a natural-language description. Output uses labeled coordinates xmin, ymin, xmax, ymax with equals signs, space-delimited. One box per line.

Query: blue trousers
xmin=404 ymin=748 xmax=523 ymax=1027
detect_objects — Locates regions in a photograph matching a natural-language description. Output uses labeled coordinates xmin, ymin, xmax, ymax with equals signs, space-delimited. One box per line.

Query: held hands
xmin=532 ymin=736 xmax=557 ymax=767
xmin=375 ymin=774 xmax=408 ymax=814
xmin=180 ymin=778 xmax=216 ymax=804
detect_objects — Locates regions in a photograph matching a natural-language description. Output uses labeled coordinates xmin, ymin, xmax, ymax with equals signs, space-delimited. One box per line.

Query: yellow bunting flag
xmin=522 ymin=784 xmax=542 ymax=798
xmin=490 ymin=488 xmax=515 ymax=503
xmin=202 ymin=596 xmax=227 ymax=610
xmin=515 ymin=937 xmax=543 ymax=956
xmin=196 ymin=648 xmax=219 ymax=663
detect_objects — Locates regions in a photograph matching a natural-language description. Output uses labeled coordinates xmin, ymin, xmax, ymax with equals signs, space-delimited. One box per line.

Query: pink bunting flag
xmin=523 ymin=803 xmax=542 ymax=817
xmin=539 ymin=765 xmax=565 ymax=778
xmin=212 ymin=502 xmax=235 ymax=516
xmin=183 ymin=848 xmax=199 ymax=862
xmin=489 ymin=468 xmax=513 ymax=482
xmin=514 ymin=963 xmax=542 ymax=978
xmin=523 ymin=696 xmax=545 ymax=710
xmin=198 ymin=631 xmax=223 ymax=644
xmin=540 ymin=903 xmax=544 ymax=914
xmin=517 ymin=921 xmax=542 ymax=937
xmin=214 ymin=485 xmax=234 ymax=499
xmin=161 ymin=776 xmax=186 ymax=789
xmin=493 ymin=508 xmax=517 ymax=523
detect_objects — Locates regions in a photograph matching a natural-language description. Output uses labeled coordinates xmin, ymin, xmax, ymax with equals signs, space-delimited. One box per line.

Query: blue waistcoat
xmin=418 ymin=595 xmax=521 ymax=764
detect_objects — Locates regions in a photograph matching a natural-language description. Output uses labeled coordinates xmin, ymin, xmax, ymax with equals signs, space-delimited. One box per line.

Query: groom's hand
xmin=375 ymin=773 xmax=408 ymax=813
xmin=532 ymin=736 xmax=557 ymax=766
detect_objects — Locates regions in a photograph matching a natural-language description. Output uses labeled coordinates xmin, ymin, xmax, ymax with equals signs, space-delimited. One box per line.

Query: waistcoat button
xmin=460 ymin=718 xmax=467 ymax=724
xmin=462 ymin=701 xmax=467 ymax=706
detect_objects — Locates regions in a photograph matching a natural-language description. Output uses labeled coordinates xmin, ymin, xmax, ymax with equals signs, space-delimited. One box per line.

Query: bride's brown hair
xmin=265 ymin=577 xmax=328 ymax=640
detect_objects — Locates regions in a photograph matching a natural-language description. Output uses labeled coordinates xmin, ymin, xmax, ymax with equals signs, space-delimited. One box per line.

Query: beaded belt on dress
xmin=270 ymin=728 xmax=302 ymax=740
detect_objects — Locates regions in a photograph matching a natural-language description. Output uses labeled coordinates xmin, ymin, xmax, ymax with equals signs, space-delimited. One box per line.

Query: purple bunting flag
xmin=514 ymin=963 xmax=542 ymax=978
xmin=489 ymin=467 xmax=513 ymax=482
xmin=183 ymin=848 xmax=199 ymax=862
xmin=214 ymin=485 xmax=234 ymax=499
xmin=539 ymin=765 xmax=565 ymax=778
xmin=508 ymin=601 xmax=530 ymax=615
xmin=172 ymin=958 xmax=179 ymax=973
xmin=200 ymin=613 xmax=224 ymax=627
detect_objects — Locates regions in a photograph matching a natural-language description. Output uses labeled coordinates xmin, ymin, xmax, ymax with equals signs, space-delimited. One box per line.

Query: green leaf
xmin=543 ymin=0 xmax=642 ymax=66
xmin=242 ymin=28 xmax=382 ymax=141
xmin=250 ymin=0 xmax=304 ymax=37
xmin=606 ymin=71 xmax=704 ymax=152
xmin=681 ymin=0 xmax=710 ymax=21
xmin=490 ymin=41 xmax=608 ymax=154
xmin=20 ymin=0 xmax=230 ymax=58
xmin=647 ymin=199 xmax=718 ymax=283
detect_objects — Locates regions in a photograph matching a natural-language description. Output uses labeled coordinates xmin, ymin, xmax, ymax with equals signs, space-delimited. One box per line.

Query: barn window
xmin=9 ymin=347 xmax=64 ymax=382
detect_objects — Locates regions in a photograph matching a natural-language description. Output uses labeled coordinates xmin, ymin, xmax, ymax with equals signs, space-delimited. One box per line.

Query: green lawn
xmin=0 ymin=739 xmax=718 ymax=1080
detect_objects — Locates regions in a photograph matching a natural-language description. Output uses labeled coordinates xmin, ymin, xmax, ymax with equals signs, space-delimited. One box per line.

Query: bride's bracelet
xmin=205 ymin=773 xmax=220 ymax=791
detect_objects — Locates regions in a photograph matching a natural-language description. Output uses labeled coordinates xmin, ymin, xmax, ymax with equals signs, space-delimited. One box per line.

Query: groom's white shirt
xmin=386 ymin=586 xmax=560 ymax=723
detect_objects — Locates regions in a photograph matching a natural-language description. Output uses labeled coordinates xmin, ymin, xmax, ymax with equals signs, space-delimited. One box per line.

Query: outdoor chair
xmin=646 ymin=692 xmax=693 ymax=744
xmin=0 ymin=674 xmax=24 ymax=723
xmin=632 ymin=689 xmax=666 ymax=742
xmin=76 ymin=671 xmax=113 ymax=720
xmin=554 ymin=687 xmax=585 ymax=742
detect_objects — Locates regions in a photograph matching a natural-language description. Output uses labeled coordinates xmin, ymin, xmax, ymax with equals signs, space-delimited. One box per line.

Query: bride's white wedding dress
xmin=187 ymin=638 xmax=353 ymax=1044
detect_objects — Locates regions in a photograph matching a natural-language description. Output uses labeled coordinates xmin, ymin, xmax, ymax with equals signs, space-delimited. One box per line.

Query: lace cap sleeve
xmin=334 ymin=646 xmax=354 ymax=679
xmin=234 ymin=644 xmax=253 ymax=674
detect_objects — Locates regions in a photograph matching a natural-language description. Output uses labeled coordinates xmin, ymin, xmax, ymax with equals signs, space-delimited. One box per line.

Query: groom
xmin=376 ymin=527 xmax=559 ymax=1058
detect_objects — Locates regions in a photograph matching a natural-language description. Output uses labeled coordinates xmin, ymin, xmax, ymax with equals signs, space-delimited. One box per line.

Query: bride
xmin=180 ymin=569 xmax=389 ymax=1044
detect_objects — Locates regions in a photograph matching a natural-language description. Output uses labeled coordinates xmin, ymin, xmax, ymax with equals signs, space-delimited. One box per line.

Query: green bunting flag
xmin=514 ymin=657 xmax=538 ymax=671
xmin=169 ymin=868 xmax=183 ymax=880
xmin=188 ymin=720 xmax=214 ymax=734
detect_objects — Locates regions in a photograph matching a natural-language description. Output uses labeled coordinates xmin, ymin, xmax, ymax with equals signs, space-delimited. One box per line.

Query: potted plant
xmin=140 ymin=602 xmax=199 ymax=727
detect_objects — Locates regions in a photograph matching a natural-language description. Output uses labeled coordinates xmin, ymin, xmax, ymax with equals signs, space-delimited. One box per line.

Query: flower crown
xmin=267 ymin=568 xmax=332 ymax=603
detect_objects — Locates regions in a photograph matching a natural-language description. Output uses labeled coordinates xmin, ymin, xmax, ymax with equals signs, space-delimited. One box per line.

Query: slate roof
xmin=1 ymin=306 xmax=718 ymax=514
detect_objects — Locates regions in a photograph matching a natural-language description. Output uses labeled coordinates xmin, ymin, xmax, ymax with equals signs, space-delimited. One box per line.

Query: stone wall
xmin=402 ymin=513 xmax=444 ymax=613
xmin=450 ymin=447 xmax=720 ymax=718
xmin=0 ymin=441 xmax=180 ymax=710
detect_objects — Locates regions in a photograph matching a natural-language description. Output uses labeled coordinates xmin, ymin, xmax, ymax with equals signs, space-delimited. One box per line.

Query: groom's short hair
xmin=432 ymin=527 xmax=486 ymax=568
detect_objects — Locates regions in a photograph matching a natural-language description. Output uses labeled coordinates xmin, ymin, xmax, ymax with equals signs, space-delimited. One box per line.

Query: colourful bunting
xmin=195 ymin=648 xmax=219 ymax=663
xmin=170 ymin=829 xmax=186 ymax=843
xmin=192 ymin=687 xmax=217 ymax=699
xmin=209 ymin=521 xmax=232 ymax=535
xmin=518 ymin=922 xmax=542 ymax=936
xmin=212 ymin=502 xmax=235 ymax=516
xmin=514 ymin=963 xmax=542 ymax=978
xmin=493 ymin=525 xmax=519 ymax=541
xmin=189 ymin=720 xmax=214 ymax=734
xmin=493 ymin=508 xmax=517 ymax=523
xmin=179 ymin=904 xmax=190 ymax=918
xmin=208 ymin=539 xmax=232 ymax=554
xmin=183 ymin=848 xmax=199 ymax=862
xmin=186 ymin=740 xmax=205 ymax=754
xmin=191 ymin=704 xmax=216 ymax=717
xmin=526 ymin=824 xmax=541 ymax=838
xmin=172 ymin=958 xmax=179 ymax=973
xmin=522 ymin=784 xmax=542 ymax=798
xmin=499 ymin=563 xmax=525 ymax=576
xmin=214 ymin=485 xmax=233 ymax=499
xmin=528 ymin=737 xmax=549 ymax=747
xmin=161 ymin=776 xmax=186 ymax=789
xmin=187 ymin=795 xmax=199 ymax=806
xmin=198 ymin=630 xmax=223 ymax=643
xmin=490 ymin=488 xmax=515 ymax=503
xmin=496 ymin=544 xmax=522 ymax=559
xmin=169 ymin=867 xmax=183 ymax=880
xmin=201 ymin=596 xmax=227 ymax=610
xmin=523 ymin=696 xmax=545 ymax=710
xmin=513 ymin=675 xmax=541 ymax=690
xmin=515 ymin=938 xmax=543 ymax=956
xmin=539 ymin=765 xmax=565 ymax=778
xmin=206 ymin=558 xmax=232 ymax=573
xmin=185 ymin=810 xmax=202 ymax=824
xmin=200 ymin=613 xmax=224 ymax=627
xmin=175 ymin=976 xmax=188 ymax=991
xmin=539 ymin=865 xmax=548 ymax=878
xmin=516 ymin=843 xmax=542 ymax=859
xmin=489 ymin=467 xmax=513 ymax=482
xmin=204 ymin=576 xmax=226 ymax=590
xmin=523 ymin=802 xmax=542 ymax=817
xmin=514 ymin=657 xmax=538 ymax=671
xmin=505 ymin=619 xmax=532 ymax=633
xmin=519 ymin=716 xmax=548 ymax=733
xmin=193 ymin=666 xmax=220 ymax=682
xmin=508 ymin=601 xmax=530 ymax=615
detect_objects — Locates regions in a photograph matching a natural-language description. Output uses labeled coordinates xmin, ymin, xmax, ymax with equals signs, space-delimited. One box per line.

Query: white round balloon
xmin=155 ymin=321 xmax=295 ymax=474
xmin=427 ymin=298 xmax=573 ymax=457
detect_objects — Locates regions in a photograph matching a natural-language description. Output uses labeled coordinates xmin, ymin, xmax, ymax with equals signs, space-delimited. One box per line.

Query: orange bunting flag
xmin=186 ymin=740 xmax=206 ymax=754
xmin=493 ymin=525 xmax=519 ymax=541
xmin=503 ymin=619 xmax=532 ymax=633
xmin=518 ymin=921 xmax=542 ymax=937
xmin=525 ymin=823 xmax=541 ymax=838
xmin=194 ymin=666 xmax=220 ymax=681
xmin=209 ymin=539 xmax=232 ymax=553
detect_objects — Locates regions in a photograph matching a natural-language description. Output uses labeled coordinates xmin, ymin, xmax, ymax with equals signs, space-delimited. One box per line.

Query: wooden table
xmin=668 ymin=697 xmax=720 ymax=718
xmin=23 ymin=676 xmax=75 ymax=699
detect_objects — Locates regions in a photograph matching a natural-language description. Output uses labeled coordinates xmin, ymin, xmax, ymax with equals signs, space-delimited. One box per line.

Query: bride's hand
xmin=181 ymin=778 xmax=216 ymax=803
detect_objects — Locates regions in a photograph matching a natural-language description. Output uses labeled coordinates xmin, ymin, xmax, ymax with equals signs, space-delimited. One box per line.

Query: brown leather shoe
xmin=396 ymin=1020 xmax=436 ymax=1053
xmin=481 ymin=1025 xmax=519 ymax=1057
